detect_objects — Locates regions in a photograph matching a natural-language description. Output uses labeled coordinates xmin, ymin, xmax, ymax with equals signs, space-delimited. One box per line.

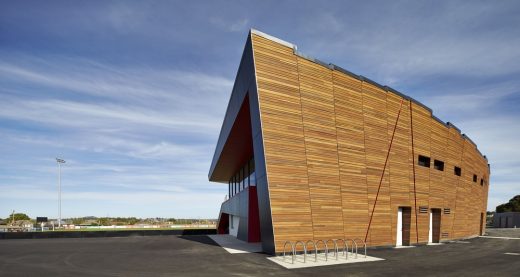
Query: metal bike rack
xmin=305 ymin=240 xmax=318 ymax=262
xmin=283 ymin=241 xmax=295 ymax=264
xmin=346 ymin=238 xmax=358 ymax=258
xmin=353 ymin=238 xmax=367 ymax=258
xmin=315 ymin=239 xmax=328 ymax=261
xmin=294 ymin=241 xmax=307 ymax=263
xmin=325 ymin=239 xmax=339 ymax=260
xmin=336 ymin=238 xmax=349 ymax=260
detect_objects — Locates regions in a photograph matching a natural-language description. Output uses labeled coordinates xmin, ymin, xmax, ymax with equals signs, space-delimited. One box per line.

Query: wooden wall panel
xmin=410 ymin=103 xmax=432 ymax=242
xmin=333 ymin=72 xmax=369 ymax=241
xmin=249 ymin=33 xmax=490 ymax=253
xmin=362 ymin=82 xmax=391 ymax=246
xmin=297 ymin=58 xmax=345 ymax=240
xmin=387 ymin=93 xmax=412 ymax=246
xmin=251 ymin=34 xmax=314 ymax=252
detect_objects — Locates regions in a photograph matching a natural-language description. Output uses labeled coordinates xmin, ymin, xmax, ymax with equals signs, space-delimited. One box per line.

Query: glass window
xmin=454 ymin=166 xmax=462 ymax=176
xmin=233 ymin=176 xmax=237 ymax=195
xmin=238 ymin=169 xmax=242 ymax=192
xmin=249 ymin=158 xmax=256 ymax=187
xmin=418 ymin=155 xmax=430 ymax=167
xmin=434 ymin=160 xmax=444 ymax=171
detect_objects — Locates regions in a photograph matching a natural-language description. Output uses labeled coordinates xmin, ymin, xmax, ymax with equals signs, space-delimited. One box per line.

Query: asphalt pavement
xmin=0 ymin=231 xmax=519 ymax=276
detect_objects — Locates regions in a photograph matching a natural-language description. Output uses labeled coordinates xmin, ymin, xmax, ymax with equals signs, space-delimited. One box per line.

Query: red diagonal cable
xmin=364 ymin=98 xmax=405 ymax=243
xmin=410 ymin=100 xmax=419 ymax=243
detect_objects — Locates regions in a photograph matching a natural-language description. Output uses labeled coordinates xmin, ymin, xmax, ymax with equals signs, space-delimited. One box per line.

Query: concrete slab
xmin=267 ymin=252 xmax=384 ymax=269
xmin=394 ymin=245 xmax=416 ymax=249
xmin=427 ymin=243 xmax=444 ymax=246
xmin=208 ymin=234 xmax=262 ymax=254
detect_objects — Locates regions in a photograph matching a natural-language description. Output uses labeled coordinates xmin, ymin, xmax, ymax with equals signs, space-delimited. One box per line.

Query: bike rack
xmin=336 ymin=238 xmax=349 ymax=260
xmin=315 ymin=239 xmax=328 ymax=261
xmin=325 ymin=239 xmax=339 ymax=260
xmin=281 ymin=238 xmax=363 ymax=264
xmin=294 ymin=241 xmax=307 ymax=263
xmin=283 ymin=241 xmax=295 ymax=264
xmin=353 ymin=238 xmax=367 ymax=258
xmin=305 ymin=240 xmax=318 ymax=262
xmin=346 ymin=238 xmax=358 ymax=258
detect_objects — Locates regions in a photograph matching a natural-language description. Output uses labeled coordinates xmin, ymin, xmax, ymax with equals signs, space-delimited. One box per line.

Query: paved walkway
xmin=208 ymin=234 xmax=262 ymax=253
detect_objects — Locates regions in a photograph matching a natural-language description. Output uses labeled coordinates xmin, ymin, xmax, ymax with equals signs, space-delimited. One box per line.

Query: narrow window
xmin=418 ymin=155 xmax=431 ymax=167
xmin=419 ymin=206 xmax=428 ymax=213
xmin=454 ymin=166 xmax=461 ymax=176
xmin=480 ymin=178 xmax=484 ymax=186
xmin=434 ymin=160 xmax=444 ymax=171
xmin=444 ymin=208 xmax=451 ymax=214
xmin=473 ymin=174 xmax=477 ymax=182
xmin=242 ymin=166 xmax=246 ymax=189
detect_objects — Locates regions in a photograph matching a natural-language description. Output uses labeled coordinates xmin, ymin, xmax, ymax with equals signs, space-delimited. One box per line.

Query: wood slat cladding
xmin=250 ymin=33 xmax=489 ymax=253
xmin=252 ymin=35 xmax=314 ymax=250
xmin=296 ymin=57 xmax=345 ymax=240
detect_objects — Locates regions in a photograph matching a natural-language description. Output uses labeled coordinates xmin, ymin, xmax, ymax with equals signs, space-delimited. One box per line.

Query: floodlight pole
xmin=56 ymin=158 xmax=66 ymax=228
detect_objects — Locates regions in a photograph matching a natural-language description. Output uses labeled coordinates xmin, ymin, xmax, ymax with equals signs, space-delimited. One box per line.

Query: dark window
xmin=233 ymin=176 xmax=237 ymax=195
xmin=480 ymin=178 xmax=484 ymax=186
xmin=434 ymin=160 xmax=444 ymax=171
xmin=418 ymin=155 xmax=431 ymax=167
xmin=473 ymin=174 xmax=477 ymax=182
xmin=454 ymin=166 xmax=461 ymax=176
xmin=242 ymin=166 xmax=246 ymax=189
xmin=248 ymin=158 xmax=256 ymax=187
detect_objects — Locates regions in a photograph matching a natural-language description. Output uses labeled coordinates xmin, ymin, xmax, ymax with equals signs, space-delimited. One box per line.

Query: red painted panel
xmin=248 ymin=186 xmax=261 ymax=242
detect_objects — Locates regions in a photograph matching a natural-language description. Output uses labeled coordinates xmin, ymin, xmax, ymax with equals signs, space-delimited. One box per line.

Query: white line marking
xmin=479 ymin=236 xmax=520 ymax=240
xmin=504 ymin=252 xmax=520 ymax=256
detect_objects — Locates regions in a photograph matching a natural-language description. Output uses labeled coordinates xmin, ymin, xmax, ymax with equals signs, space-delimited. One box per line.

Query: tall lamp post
xmin=56 ymin=158 xmax=66 ymax=228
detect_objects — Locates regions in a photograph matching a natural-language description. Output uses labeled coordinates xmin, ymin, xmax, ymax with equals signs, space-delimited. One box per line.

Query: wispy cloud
xmin=0 ymin=0 xmax=518 ymax=218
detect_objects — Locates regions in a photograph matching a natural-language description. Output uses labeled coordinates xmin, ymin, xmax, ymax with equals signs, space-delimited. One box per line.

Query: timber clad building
xmin=208 ymin=30 xmax=490 ymax=255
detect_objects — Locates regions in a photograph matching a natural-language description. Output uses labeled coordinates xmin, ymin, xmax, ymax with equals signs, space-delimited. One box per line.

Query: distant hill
xmin=496 ymin=195 xmax=520 ymax=212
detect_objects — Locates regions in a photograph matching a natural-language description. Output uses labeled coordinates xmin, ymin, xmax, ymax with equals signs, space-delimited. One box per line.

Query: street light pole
xmin=56 ymin=158 xmax=66 ymax=228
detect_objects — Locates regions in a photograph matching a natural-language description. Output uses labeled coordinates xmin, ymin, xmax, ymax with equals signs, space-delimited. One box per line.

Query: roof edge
xmin=247 ymin=29 xmax=488 ymax=162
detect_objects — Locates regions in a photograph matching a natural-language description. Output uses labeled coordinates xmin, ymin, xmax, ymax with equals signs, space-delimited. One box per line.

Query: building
xmin=208 ymin=30 xmax=490 ymax=255
xmin=493 ymin=212 xmax=520 ymax=228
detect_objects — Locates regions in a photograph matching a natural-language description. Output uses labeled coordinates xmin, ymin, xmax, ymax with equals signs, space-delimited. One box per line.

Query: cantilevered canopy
xmin=209 ymin=96 xmax=253 ymax=183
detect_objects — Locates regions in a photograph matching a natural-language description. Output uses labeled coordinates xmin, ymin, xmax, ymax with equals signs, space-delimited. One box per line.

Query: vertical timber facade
xmin=209 ymin=30 xmax=490 ymax=255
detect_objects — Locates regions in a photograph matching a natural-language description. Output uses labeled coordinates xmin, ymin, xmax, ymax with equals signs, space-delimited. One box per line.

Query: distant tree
xmin=11 ymin=213 xmax=30 ymax=221
xmin=71 ymin=218 xmax=84 ymax=225
xmin=98 ymin=217 xmax=110 ymax=226
xmin=496 ymin=195 xmax=520 ymax=212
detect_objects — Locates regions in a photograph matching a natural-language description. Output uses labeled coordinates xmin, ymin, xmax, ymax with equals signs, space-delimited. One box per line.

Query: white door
xmin=396 ymin=208 xmax=403 ymax=246
xmin=428 ymin=211 xmax=433 ymax=243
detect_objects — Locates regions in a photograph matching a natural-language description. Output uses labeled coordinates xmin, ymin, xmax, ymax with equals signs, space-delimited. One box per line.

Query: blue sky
xmin=1 ymin=1 xmax=519 ymax=219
